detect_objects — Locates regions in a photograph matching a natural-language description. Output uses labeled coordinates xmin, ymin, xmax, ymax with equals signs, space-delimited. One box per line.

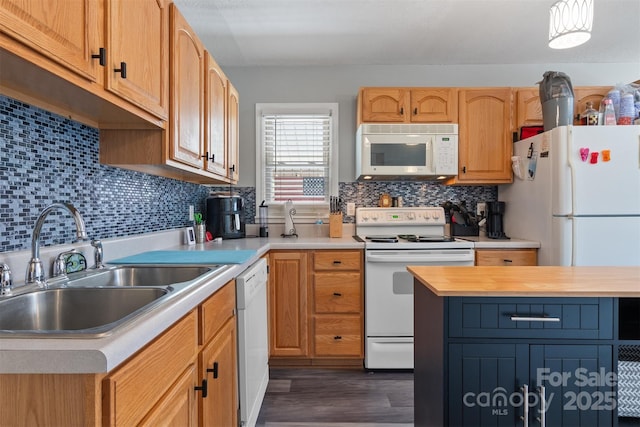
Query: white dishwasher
xmin=236 ymin=258 xmax=269 ymax=427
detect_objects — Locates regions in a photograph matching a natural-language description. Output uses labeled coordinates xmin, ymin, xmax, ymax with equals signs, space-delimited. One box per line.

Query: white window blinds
xmin=262 ymin=113 xmax=332 ymax=203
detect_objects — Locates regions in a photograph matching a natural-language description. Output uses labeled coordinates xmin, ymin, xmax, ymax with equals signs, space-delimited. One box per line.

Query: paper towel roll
xmin=284 ymin=200 xmax=295 ymax=234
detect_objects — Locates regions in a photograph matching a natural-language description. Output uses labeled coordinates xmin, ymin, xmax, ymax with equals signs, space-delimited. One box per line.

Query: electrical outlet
xmin=347 ymin=203 xmax=356 ymax=216
xmin=188 ymin=205 xmax=194 ymax=221
xmin=476 ymin=202 xmax=486 ymax=217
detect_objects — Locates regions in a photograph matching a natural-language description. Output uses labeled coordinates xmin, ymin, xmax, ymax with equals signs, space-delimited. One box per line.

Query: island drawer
xmin=448 ymin=297 xmax=614 ymax=339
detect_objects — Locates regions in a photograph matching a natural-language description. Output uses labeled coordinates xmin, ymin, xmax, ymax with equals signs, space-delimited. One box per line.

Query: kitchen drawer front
xmin=448 ymin=297 xmax=613 ymax=339
xmin=313 ymin=250 xmax=362 ymax=271
xmin=200 ymin=279 xmax=236 ymax=345
xmin=475 ymin=249 xmax=537 ymax=266
xmin=313 ymin=272 xmax=361 ymax=314
xmin=313 ymin=316 xmax=362 ymax=357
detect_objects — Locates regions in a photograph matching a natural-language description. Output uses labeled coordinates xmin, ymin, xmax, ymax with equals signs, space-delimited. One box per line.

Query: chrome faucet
xmin=26 ymin=202 xmax=88 ymax=287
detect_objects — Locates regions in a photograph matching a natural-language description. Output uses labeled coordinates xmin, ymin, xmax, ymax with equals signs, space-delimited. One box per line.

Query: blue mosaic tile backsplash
xmin=1 ymin=94 xmax=496 ymax=253
xmin=0 ymin=95 xmax=217 ymax=252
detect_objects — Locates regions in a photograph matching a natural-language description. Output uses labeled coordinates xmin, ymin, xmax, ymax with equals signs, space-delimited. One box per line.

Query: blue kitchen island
xmin=408 ymin=266 xmax=640 ymax=427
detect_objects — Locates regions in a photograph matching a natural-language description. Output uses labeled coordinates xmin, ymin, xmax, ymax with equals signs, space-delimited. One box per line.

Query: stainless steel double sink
xmin=0 ymin=265 xmax=228 ymax=338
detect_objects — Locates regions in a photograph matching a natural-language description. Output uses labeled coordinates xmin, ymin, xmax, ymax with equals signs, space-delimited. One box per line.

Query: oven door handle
xmin=366 ymin=253 xmax=474 ymax=263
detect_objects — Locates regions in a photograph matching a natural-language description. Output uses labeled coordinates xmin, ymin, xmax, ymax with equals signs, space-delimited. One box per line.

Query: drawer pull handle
xmin=334 ymin=335 xmax=342 ymax=340
xmin=503 ymin=259 xmax=513 ymax=263
xmin=206 ymin=361 xmax=219 ymax=379
xmin=520 ymin=384 xmax=529 ymax=427
xmin=194 ymin=379 xmax=208 ymax=398
xmin=510 ymin=315 xmax=560 ymax=322
xmin=536 ymin=386 xmax=546 ymax=427
xmin=333 ymin=292 xmax=342 ymax=297
xmin=332 ymin=260 xmax=342 ymax=265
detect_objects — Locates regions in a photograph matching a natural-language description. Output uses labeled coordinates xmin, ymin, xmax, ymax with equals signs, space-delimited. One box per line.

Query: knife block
xmin=329 ymin=213 xmax=343 ymax=238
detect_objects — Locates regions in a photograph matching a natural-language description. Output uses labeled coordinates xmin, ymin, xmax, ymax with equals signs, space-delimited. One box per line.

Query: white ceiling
xmin=172 ymin=0 xmax=640 ymax=68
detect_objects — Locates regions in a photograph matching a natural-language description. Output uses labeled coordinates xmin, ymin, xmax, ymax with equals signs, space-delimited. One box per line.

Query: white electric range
xmin=356 ymin=207 xmax=474 ymax=369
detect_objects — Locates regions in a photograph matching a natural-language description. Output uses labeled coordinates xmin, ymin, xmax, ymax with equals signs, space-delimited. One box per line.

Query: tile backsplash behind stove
xmin=1 ymin=94 xmax=495 ymax=252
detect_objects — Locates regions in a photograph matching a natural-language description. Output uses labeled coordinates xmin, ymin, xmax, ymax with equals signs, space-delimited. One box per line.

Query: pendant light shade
xmin=549 ymin=0 xmax=594 ymax=49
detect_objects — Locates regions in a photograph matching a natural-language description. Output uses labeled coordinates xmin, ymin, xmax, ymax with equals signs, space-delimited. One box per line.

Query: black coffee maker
xmin=485 ymin=201 xmax=509 ymax=239
xmin=206 ymin=195 xmax=246 ymax=239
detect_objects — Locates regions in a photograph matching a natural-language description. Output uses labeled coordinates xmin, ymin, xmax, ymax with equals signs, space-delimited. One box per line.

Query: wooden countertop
xmin=407 ymin=266 xmax=640 ymax=297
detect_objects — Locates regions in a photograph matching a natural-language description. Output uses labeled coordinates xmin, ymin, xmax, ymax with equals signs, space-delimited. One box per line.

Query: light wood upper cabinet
xmin=204 ymin=52 xmax=228 ymax=178
xmin=359 ymin=87 xmax=457 ymax=124
xmin=573 ymin=86 xmax=611 ymax=122
xmin=227 ymin=81 xmax=240 ymax=184
xmin=516 ymin=87 xmax=543 ymax=128
xmin=450 ymin=87 xmax=513 ymax=184
xmin=515 ymin=86 xmax=612 ymax=130
xmin=410 ymin=88 xmax=458 ymax=122
xmin=101 ymin=4 xmax=239 ymax=185
xmin=0 ymin=0 xmax=168 ymax=122
xmin=170 ymin=4 xmax=205 ymax=169
xmin=0 ymin=0 xmax=102 ymax=82
xmin=106 ymin=0 xmax=169 ymax=120
xmin=360 ymin=88 xmax=408 ymax=123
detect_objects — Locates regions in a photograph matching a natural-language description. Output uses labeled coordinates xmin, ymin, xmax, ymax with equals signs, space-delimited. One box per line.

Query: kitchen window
xmin=255 ymin=103 xmax=339 ymax=223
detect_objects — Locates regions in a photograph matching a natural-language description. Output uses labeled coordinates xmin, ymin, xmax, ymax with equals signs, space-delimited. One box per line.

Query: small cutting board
xmin=109 ymin=250 xmax=257 ymax=265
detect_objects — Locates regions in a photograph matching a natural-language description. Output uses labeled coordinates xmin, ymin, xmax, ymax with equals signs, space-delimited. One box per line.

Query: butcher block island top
xmin=407 ymin=266 xmax=640 ymax=297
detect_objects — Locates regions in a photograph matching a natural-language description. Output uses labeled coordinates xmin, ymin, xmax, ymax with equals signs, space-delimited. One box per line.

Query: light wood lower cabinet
xmin=269 ymin=251 xmax=309 ymax=358
xmin=103 ymin=310 xmax=198 ymax=426
xmin=0 ymin=280 xmax=238 ymax=427
xmin=475 ymin=248 xmax=538 ymax=266
xmin=269 ymin=250 xmax=364 ymax=366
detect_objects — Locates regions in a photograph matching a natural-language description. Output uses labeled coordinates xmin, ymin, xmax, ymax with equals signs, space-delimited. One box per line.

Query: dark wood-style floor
xmin=256 ymin=367 xmax=414 ymax=427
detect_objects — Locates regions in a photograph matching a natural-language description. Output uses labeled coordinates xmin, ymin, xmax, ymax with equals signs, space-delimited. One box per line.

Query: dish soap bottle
xmin=603 ymin=99 xmax=617 ymax=126
xmin=581 ymin=101 xmax=598 ymax=126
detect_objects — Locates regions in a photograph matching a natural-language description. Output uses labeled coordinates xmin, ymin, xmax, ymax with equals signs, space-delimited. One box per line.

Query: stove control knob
xmin=406 ymin=212 xmax=415 ymax=220
xmin=432 ymin=211 xmax=441 ymax=220
xmin=371 ymin=213 xmax=379 ymax=221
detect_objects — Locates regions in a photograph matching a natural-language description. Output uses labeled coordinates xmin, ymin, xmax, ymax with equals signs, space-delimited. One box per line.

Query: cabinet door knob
xmin=114 ymin=62 xmax=127 ymax=79
xmin=91 ymin=47 xmax=106 ymax=66
xmin=206 ymin=361 xmax=219 ymax=379
xmin=194 ymin=379 xmax=208 ymax=398
xmin=200 ymin=151 xmax=215 ymax=162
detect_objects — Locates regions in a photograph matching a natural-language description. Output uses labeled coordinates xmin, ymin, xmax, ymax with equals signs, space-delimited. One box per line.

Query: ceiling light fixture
xmin=548 ymin=0 xmax=594 ymax=49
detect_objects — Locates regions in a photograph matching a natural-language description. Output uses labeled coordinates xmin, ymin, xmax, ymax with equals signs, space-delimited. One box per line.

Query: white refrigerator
xmin=499 ymin=125 xmax=640 ymax=266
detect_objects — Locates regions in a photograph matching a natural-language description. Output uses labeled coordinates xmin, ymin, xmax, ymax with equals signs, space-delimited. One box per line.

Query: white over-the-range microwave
xmin=355 ymin=123 xmax=458 ymax=181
